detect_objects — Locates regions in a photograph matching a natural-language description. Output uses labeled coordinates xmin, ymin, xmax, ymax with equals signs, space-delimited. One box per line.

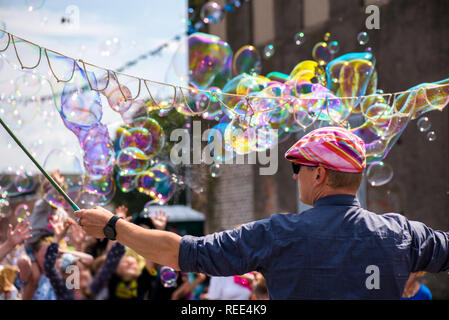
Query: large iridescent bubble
xmin=326 ymin=52 xmax=377 ymax=110
xmin=135 ymin=164 xmax=175 ymax=203
xmin=187 ymin=32 xmax=232 ymax=89
xmin=60 ymin=63 xmax=103 ymax=128
xmin=232 ymin=45 xmax=262 ymax=76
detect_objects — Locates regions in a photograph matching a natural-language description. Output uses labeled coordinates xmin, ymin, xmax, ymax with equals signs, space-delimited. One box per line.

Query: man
xmin=75 ymin=127 xmax=449 ymax=299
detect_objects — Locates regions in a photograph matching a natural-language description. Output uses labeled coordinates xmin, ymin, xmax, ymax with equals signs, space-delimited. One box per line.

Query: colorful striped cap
xmin=285 ymin=127 xmax=366 ymax=173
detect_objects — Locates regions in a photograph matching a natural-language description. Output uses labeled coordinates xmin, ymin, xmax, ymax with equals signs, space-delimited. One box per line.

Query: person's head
xmin=116 ymin=252 xmax=141 ymax=281
xmin=78 ymin=261 xmax=92 ymax=289
xmin=285 ymin=127 xmax=366 ymax=205
xmin=91 ymin=254 xmax=107 ymax=275
xmin=252 ymin=277 xmax=269 ymax=300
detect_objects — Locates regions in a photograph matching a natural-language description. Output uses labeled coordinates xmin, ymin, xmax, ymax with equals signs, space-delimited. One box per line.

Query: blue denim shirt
xmin=179 ymin=194 xmax=449 ymax=299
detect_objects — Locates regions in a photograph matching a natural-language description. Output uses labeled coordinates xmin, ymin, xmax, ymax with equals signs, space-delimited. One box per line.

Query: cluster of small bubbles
xmin=0 ymin=195 xmax=9 ymax=220
xmin=160 ymin=266 xmax=178 ymax=288
xmin=0 ymin=190 xmax=9 ymax=214
xmin=263 ymin=44 xmax=275 ymax=59
xmin=357 ymin=32 xmax=369 ymax=45
xmin=57 ymin=63 xmax=115 ymax=208
xmin=366 ymin=161 xmax=393 ymax=187
xmin=294 ymin=32 xmax=305 ymax=46
xmin=415 ymin=116 xmax=436 ymax=141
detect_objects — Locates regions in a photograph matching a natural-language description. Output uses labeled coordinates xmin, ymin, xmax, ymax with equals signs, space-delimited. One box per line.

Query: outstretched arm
xmin=74 ymin=207 xmax=181 ymax=270
xmin=0 ymin=220 xmax=32 ymax=262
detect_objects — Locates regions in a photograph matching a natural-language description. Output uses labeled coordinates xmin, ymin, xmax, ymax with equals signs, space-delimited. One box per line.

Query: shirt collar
xmin=313 ymin=194 xmax=360 ymax=207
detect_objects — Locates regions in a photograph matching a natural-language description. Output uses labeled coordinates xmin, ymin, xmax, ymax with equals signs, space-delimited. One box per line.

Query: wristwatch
xmin=103 ymin=215 xmax=122 ymax=240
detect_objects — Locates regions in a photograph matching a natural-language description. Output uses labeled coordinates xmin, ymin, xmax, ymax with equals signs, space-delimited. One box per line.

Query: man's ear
xmin=315 ymin=166 xmax=327 ymax=185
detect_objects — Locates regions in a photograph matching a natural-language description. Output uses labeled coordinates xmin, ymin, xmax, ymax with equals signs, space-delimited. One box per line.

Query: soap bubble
xmin=78 ymin=186 xmax=115 ymax=208
xmin=26 ymin=0 xmax=45 ymax=11
xmin=15 ymin=173 xmax=36 ymax=193
xmin=43 ymin=149 xmax=84 ymax=175
xmin=263 ymin=44 xmax=275 ymax=59
xmin=200 ymin=2 xmax=223 ymax=24
xmin=132 ymin=117 xmax=165 ymax=158
xmin=427 ymin=131 xmax=436 ymax=141
xmin=323 ymin=32 xmax=331 ymax=41
xmin=312 ymin=42 xmax=332 ymax=66
xmin=0 ymin=169 xmax=14 ymax=191
xmin=102 ymin=76 xmax=133 ymax=113
xmin=207 ymin=122 xmax=236 ymax=162
xmin=116 ymin=169 xmax=136 ymax=193
xmin=135 ymin=171 xmax=155 ymax=196
xmin=233 ymin=45 xmax=262 ymax=75
xmin=0 ymin=201 xmax=9 ymax=220
xmin=416 ymin=116 xmax=431 ymax=132
xmin=294 ymin=32 xmax=305 ymax=46
xmin=209 ymin=163 xmax=221 ymax=178
xmin=116 ymin=147 xmax=150 ymax=173
xmin=60 ymin=64 xmax=103 ymax=128
xmin=84 ymin=176 xmax=114 ymax=196
xmin=185 ymin=33 xmax=232 ymax=89
xmin=328 ymin=41 xmax=340 ymax=55
xmin=357 ymin=32 xmax=369 ymax=45
xmin=366 ymin=161 xmax=393 ymax=187
xmin=160 ymin=266 xmax=178 ymax=288
xmin=119 ymin=127 xmax=153 ymax=153
xmin=201 ymin=87 xmax=223 ymax=120
xmin=14 ymin=204 xmax=31 ymax=223
xmin=136 ymin=164 xmax=175 ymax=203
xmin=149 ymin=164 xmax=176 ymax=203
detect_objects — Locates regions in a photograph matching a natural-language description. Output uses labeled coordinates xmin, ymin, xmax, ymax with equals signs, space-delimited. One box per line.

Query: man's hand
xmin=74 ymin=206 xmax=114 ymax=239
xmin=6 ymin=220 xmax=32 ymax=247
xmin=149 ymin=209 xmax=170 ymax=231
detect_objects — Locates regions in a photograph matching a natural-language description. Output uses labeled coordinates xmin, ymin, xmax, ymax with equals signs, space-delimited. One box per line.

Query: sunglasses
xmin=291 ymin=162 xmax=301 ymax=174
xmin=291 ymin=163 xmax=318 ymax=174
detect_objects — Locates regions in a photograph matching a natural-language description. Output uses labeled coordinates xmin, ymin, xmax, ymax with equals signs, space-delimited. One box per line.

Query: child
xmin=0 ymin=220 xmax=33 ymax=300
xmin=22 ymin=170 xmax=68 ymax=300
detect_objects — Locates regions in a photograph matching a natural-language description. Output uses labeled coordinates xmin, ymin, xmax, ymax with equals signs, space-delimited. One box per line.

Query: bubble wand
xmin=0 ymin=117 xmax=81 ymax=211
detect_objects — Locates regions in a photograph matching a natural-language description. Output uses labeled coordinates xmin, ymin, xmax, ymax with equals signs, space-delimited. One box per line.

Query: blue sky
xmin=0 ymin=0 xmax=187 ymax=174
